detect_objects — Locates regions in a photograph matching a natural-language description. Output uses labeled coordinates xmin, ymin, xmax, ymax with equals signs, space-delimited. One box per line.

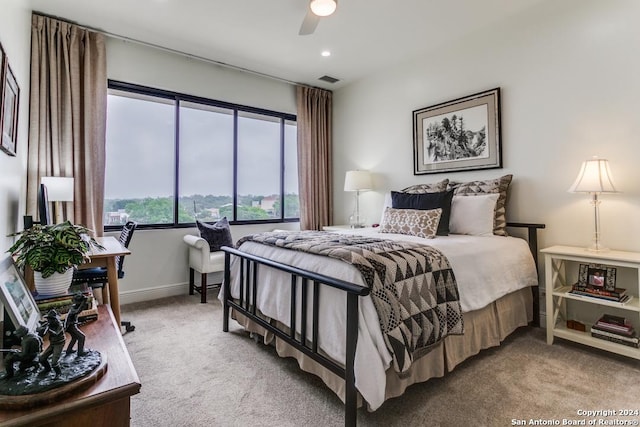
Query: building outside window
xmin=104 ymin=81 xmax=299 ymax=229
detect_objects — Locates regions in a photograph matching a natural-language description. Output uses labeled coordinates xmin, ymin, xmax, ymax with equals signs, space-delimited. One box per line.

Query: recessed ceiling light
xmin=310 ymin=0 xmax=337 ymax=17
xmin=321 ymin=50 xmax=331 ymax=57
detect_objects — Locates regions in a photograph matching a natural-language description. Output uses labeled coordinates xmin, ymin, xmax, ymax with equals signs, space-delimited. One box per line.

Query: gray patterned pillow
xmin=401 ymin=179 xmax=449 ymax=194
xmin=196 ymin=217 xmax=233 ymax=251
xmin=379 ymin=207 xmax=442 ymax=239
xmin=448 ymin=174 xmax=513 ymax=236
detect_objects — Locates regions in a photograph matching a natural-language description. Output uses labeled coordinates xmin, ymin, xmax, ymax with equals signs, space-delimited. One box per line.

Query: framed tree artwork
xmin=413 ymin=88 xmax=501 ymax=175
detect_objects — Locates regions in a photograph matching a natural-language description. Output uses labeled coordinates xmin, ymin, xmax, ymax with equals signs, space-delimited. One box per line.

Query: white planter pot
xmin=33 ymin=269 xmax=74 ymax=296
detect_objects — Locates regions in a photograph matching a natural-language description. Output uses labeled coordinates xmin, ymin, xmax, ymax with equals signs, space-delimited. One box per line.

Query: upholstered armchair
xmin=182 ymin=235 xmax=225 ymax=303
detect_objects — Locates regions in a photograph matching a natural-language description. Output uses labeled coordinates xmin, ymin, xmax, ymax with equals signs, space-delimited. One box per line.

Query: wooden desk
xmin=0 ymin=305 xmax=141 ymax=426
xmin=78 ymin=236 xmax=131 ymax=327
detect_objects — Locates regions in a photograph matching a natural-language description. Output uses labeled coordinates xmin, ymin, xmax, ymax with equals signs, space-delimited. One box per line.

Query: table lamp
xmin=41 ymin=176 xmax=74 ymax=223
xmin=568 ymin=157 xmax=618 ymax=252
xmin=344 ymin=170 xmax=372 ymax=228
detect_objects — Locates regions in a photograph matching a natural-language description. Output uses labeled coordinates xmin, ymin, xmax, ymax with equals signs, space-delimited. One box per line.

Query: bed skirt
xmin=231 ymin=286 xmax=533 ymax=411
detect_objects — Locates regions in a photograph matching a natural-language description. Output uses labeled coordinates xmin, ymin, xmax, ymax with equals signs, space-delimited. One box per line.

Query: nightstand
xmin=323 ymin=225 xmax=355 ymax=231
xmin=541 ymin=245 xmax=640 ymax=359
xmin=322 ymin=225 xmax=376 ymax=232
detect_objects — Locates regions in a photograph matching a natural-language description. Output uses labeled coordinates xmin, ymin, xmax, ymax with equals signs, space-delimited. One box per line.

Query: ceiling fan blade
xmin=299 ymin=9 xmax=320 ymax=35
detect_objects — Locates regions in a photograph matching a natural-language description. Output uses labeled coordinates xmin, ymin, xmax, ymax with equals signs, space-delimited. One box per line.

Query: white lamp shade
xmin=568 ymin=158 xmax=618 ymax=193
xmin=310 ymin=0 xmax=337 ymax=17
xmin=41 ymin=177 xmax=75 ymax=201
xmin=344 ymin=170 xmax=372 ymax=192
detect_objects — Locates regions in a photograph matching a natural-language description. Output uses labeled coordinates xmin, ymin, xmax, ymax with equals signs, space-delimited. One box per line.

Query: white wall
xmin=0 ymin=2 xmax=31 ymax=254
xmin=333 ymin=0 xmax=640 ymax=255
xmin=106 ymin=39 xmax=299 ymax=304
xmin=107 ymin=39 xmax=297 ymax=115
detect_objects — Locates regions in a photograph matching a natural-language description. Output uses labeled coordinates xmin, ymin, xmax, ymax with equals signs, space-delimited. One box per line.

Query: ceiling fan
xmin=299 ymin=0 xmax=337 ymax=36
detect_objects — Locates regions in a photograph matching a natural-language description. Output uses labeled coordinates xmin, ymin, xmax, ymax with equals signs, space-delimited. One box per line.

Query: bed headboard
xmin=506 ymin=221 xmax=546 ymax=326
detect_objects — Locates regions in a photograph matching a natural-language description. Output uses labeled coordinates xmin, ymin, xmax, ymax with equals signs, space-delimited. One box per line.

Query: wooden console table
xmin=0 ymin=305 xmax=141 ymax=426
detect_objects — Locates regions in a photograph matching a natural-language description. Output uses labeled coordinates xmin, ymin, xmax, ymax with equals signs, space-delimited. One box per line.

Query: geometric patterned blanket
xmin=237 ymin=231 xmax=464 ymax=373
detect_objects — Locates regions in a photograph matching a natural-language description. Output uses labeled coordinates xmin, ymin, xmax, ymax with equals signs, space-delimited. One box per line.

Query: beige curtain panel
xmin=296 ymin=86 xmax=333 ymax=230
xmin=27 ymin=14 xmax=107 ymax=235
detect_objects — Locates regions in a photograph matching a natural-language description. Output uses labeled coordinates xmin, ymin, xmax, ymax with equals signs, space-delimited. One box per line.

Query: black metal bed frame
xmin=221 ymin=222 xmax=545 ymax=426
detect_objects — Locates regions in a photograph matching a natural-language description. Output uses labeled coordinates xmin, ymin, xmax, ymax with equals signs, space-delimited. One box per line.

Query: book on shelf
xmin=37 ymin=293 xmax=95 ymax=315
xmin=600 ymin=314 xmax=630 ymax=326
xmin=32 ymin=282 xmax=93 ymax=303
xmin=592 ymin=323 xmax=636 ymax=337
xmin=589 ymin=326 xmax=638 ymax=342
xmin=572 ymin=283 xmax=627 ymax=298
xmin=36 ymin=284 xmax=96 ymax=318
xmin=594 ymin=314 xmax=634 ymax=335
xmin=59 ymin=297 xmax=99 ymax=323
xmin=591 ymin=330 xmax=640 ymax=348
xmin=568 ymin=290 xmax=631 ymax=304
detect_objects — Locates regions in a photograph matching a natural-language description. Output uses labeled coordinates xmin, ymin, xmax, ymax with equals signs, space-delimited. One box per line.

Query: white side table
xmin=541 ymin=245 xmax=640 ymax=360
xmin=323 ymin=225 xmax=376 ymax=232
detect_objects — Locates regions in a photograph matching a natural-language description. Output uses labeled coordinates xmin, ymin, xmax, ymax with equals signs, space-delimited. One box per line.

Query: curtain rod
xmin=32 ymin=11 xmax=313 ymax=89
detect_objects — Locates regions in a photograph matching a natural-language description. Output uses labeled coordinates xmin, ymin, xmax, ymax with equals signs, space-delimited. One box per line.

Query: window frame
xmin=104 ymin=80 xmax=299 ymax=232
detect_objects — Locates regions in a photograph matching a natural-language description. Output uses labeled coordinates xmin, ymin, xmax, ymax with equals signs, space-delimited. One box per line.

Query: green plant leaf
xmin=6 ymin=221 xmax=103 ymax=275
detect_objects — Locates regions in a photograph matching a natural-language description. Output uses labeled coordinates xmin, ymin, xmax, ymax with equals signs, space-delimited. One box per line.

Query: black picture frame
xmin=578 ymin=263 xmax=617 ymax=291
xmin=413 ymin=88 xmax=501 ymax=175
xmin=0 ymin=42 xmax=5 ymax=149
xmin=0 ymin=55 xmax=19 ymax=157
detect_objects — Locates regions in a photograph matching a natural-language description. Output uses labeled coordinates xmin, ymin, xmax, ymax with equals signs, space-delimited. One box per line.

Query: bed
xmin=218 ymin=176 xmax=545 ymax=426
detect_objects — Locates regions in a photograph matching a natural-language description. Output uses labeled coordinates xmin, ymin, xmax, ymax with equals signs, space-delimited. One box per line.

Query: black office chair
xmin=72 ymin=221 xmax=137 ymax=332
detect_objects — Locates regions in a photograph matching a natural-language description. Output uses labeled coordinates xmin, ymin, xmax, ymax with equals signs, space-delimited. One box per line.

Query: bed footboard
xmin=221 ymin=246 xmax=369 ymax=427
xmin=221 ymin=223 xmax=545 ymax=425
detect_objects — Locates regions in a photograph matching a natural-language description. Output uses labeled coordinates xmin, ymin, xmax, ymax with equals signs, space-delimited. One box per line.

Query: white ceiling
xmin=28 ymin=0 xmax=548 ymax=89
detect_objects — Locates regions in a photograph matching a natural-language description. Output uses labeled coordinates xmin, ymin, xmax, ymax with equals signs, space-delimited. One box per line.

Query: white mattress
xmin=220 ymin=230 xmax=538 ymax=410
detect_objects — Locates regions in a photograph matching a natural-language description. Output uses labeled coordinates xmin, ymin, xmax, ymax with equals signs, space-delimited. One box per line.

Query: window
xmin=104 ymin=81 xmax=299 ymax=229
xmin=237 ymin=112 xmax=281 ymax=220
xmin=179 ymin=102 xmax=234 ymax=223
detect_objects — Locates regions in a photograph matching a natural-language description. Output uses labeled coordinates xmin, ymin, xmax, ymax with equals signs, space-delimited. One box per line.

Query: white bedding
xmin=220 ymin=229 xmax=538 ymax=410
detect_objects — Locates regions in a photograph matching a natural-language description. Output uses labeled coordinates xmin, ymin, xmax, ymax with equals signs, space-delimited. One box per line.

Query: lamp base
xmin=586 ymin=246 xmax=609 ymax=253
xmin=349 ymin=213 xmax=366 ymax=229
xmin=586 ymin=242 xmax=609 ymax=253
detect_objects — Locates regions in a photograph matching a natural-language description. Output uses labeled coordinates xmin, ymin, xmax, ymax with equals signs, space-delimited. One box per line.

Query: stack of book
xmin=590 ymin=314 xmax=639 ymax=348
xmin=569 ymin=283 xmax=630 ymax=303
xmin=33 ymin=283 xmax=99 ymax=323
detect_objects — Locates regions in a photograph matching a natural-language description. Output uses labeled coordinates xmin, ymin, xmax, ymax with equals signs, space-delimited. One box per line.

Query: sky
xmin=104 ymin=94 xmax=298 ymax=200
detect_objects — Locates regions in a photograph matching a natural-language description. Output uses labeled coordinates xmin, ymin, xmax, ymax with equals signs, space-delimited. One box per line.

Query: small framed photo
xmin=578 ymin=263 xmax=617 ymax=291
xmin=0 ymin=256 xmax=40 ymax=332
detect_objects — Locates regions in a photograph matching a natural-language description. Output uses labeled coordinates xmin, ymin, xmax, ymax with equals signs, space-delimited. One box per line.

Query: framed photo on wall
xmin=0 ymin=256 xmax=40 ymax=332
xmin=0 ymin=60 xmax=19 ymax=157
xmin=0 ymin=42 xmax=5 ymax=147
xmin=413 ymin=88 xmax=501 ymax=175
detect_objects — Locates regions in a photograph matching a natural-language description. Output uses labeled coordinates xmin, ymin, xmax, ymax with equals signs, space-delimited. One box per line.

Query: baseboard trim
xmin=119 ymin=282 xmax=190 ymax=305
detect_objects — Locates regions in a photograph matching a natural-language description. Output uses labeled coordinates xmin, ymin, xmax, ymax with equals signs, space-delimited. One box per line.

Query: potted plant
xmin=8 ymin=221 xmax=104 ymax=296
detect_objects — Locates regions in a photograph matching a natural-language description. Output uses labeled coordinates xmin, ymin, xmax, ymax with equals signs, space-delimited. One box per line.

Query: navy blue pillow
xmin=196 ymin=217 xmax=233 ymax=252
xmin=391 ymin=190 xmax=454 ymax=236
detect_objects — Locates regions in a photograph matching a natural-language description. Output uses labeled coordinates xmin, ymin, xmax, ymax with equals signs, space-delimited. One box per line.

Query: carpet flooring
xmin=121 ymin=293 xmax=640 ymax=427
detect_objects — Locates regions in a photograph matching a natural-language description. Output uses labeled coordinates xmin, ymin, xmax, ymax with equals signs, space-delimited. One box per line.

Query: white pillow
xmin=449 ymin=193 xmax=500 ymax=236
